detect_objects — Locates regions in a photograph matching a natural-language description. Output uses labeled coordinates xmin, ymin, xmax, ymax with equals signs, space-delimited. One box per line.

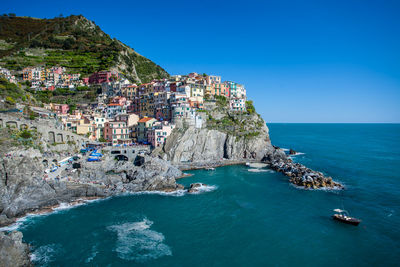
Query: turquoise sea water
xmin=14 ymin=124 xmax=400 ymax=266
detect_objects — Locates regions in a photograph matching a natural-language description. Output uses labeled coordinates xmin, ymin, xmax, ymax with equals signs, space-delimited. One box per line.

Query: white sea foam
xmin=290 ymin=183 xmax=345 ymax=191
xmin=122 ymin=189 xmax=187 ymax=197
xmin=0 ymin=198 xmax=105 ymax=232
xmin=247 ymin=168 xmax=274 ymax=173
xmin=85 ymin=245 xmax=98 ymax=263
xmin=188 ymin=184 xmax=218 ymax=194
xmin=30 ymin=243 xmax=62 ymax=266
xmin=289 ymin=152 xmax=305 ymax=157
xmin=108 ymin=218 xmax=172 ymax=262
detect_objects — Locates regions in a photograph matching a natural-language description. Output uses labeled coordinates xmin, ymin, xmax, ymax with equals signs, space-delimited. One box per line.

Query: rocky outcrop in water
xmin=188 ymin=183 xmax=207 ymax=193
xmin=0 ymin=231 xmax=31 ymax=267
xmin=268 ymin=157 xmax=343 ymax=189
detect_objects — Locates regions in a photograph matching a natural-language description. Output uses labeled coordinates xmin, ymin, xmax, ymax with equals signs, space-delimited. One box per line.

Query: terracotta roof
xmin=108 ymin=103 xmax=122 ymax=106
xmin=138 ymin=117 xmax=154 ymax=123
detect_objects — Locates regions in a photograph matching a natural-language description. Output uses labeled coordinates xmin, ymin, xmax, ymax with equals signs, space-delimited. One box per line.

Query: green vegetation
xmin=98 ymin=137 xmax=107 ymax=142
xmin=0 ymin=127 xmax=41 ymax=152
xmin=0 ymin=15 xmax=169 ymax=83
xmin=215 ymin=95 xmax=227 ymax=107
xmin=205 ymin=102 xmax=263 ymax=139
xmin=5 ymin=96 xmax=15 ymax=105
xmin=0 ymin=78 xmax=29 ymax=103
xmin=26 ymin=86 xmax=98 ymax=105
xmin=245 ymin=100 xmax=255 ymax=114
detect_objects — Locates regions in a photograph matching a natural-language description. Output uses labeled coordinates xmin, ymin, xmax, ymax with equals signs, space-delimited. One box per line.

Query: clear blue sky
xmin=2 ymin=0 xmax=400 ymax=122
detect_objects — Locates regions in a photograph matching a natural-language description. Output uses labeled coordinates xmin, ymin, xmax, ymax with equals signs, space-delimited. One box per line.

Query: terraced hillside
xmin=0 ymin=15 xmax=169 ymax=83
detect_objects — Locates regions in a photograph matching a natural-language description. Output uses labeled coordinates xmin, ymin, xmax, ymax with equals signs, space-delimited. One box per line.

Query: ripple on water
xmin=107 ymin=218 xmax=172 ymax=262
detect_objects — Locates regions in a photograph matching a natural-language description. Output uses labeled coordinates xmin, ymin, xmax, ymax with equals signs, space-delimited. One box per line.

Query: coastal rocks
xmin=0 ymin=148 xmax=184 ymax=223
xmin=0 ymin=231 xmax=31 ymax=267
xmin=289 ymin=149 xmax=297 ymax=155
xmin=188 ymin=183 xmax=207 ymax=193
xmin=268 ymin=158 xmax=343 ymax=189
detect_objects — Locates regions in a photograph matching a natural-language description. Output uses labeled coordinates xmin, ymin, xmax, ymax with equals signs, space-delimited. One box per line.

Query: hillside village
xmin=0 ymin=66 xmax=249 ymax=148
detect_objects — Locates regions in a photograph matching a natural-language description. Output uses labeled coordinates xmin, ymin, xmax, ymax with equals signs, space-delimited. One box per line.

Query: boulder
xmin=188 ymin=183 xmax=207 ymax=193
xmin=0 ymin=231 xmax=31 ymax=267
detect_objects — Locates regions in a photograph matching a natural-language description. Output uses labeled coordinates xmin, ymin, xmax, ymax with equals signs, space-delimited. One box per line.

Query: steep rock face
xmin=160 ymin=115 xmax=280 ymax=165
xmin=0 ymin=231 xmax=31 ymax=267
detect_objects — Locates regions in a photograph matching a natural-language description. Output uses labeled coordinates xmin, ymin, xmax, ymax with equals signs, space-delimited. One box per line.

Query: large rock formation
xmin=0 ymin=149 xmax=182 ymax=223
xmin=158 ymin=111 xmax=283 ymax=167
xmin=0 ymin=231 xmax=31 ymax=267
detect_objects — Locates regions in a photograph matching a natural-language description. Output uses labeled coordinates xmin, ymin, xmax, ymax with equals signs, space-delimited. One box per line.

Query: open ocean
xmin=11 ymin=123 xmax=400 ymax=266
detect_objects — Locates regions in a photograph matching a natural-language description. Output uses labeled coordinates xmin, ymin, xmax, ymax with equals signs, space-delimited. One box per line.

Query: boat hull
xmin=332 ymin=214 xmax=361 ymax=226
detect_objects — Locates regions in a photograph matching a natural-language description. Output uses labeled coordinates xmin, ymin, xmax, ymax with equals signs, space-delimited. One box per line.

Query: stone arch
xmin=48 ymin=131 xmax=55 ymax=143
xmin=20 ymin=124 xmax=28 ymax=130
xmin=31 ymin=126 xmax=37 ymax=130
xmin=56 ymin=133 xmax=63 ymax=143
xmin=6 ymin=121 xmax=17 ymax=128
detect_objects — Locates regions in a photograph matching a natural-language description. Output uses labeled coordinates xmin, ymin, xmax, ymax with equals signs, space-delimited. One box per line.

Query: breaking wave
xmin=30 ymin=243 xmax=63 ymax=266
xmin=107 ymin=218 xmax=172 ymax=262
xmin=188 ymin=184 xmax=218 ymax=194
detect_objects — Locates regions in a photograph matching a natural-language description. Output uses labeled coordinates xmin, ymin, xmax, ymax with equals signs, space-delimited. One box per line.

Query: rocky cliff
xmin=0 ymin=148 xmax=182 ymax=224
xmin=156 ymin=101 xmax=285 ymax=167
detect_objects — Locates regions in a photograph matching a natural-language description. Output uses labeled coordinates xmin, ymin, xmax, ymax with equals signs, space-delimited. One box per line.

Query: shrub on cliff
xmin=246 ymin=100 xmax=255 ymax=114
xmin=5 ymin=96 xmax=15 ymax=105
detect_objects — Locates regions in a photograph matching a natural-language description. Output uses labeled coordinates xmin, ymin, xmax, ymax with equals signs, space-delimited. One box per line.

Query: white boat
xmin=206 ymin=167 xmax=215 ymax=171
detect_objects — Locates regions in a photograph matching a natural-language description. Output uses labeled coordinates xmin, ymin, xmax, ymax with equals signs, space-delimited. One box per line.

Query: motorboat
xmin=206 ymin=167 xmax=215 ymax=171
xmin=332 ymin=209 xmax=361 ymax=226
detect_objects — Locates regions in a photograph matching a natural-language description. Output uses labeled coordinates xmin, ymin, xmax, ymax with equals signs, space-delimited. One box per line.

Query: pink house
xmin=147 ymin=122 xmax=174 ymax=147
xmin=104 ymin=121 xmax=130 ymax=145
xmin=82 ymin=77 xmax=89 ymax=85
xmin=53 ymin=104 xmax=69 ymax=114
xmin=88 ymin=71 xmax=118 ymax=84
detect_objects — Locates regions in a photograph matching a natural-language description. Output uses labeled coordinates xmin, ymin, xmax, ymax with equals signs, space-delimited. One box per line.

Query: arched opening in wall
xmin=48 ymin=131 xmax=55 ymax=143
xmin=0 ymin=118 xmax=3 ymax=127
xmin=31 ymin=126 xmax=37 ymax=130
xmin=52 ymin=159 xmax=58 ymax=165
xmin=20 ymin=124 xmax=28 ymax=130
xmin=6 ymin=121 xmax=17 ymax=128
xmin=115 ymin=155 xmax=129 ymax=161
xmin=42 ymin=159 xmax=48 ymax=167
xmin=66 ymin=135 xmax=70 ymax=141
xmin=56 ymin=133 xmax=63 ymax=143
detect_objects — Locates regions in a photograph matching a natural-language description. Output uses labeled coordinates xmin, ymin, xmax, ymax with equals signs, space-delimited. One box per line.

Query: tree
xmin=5 ymin=96 xmax=15 ymax=105
xmin=246 ymin=100 xmax=255 ymax=114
